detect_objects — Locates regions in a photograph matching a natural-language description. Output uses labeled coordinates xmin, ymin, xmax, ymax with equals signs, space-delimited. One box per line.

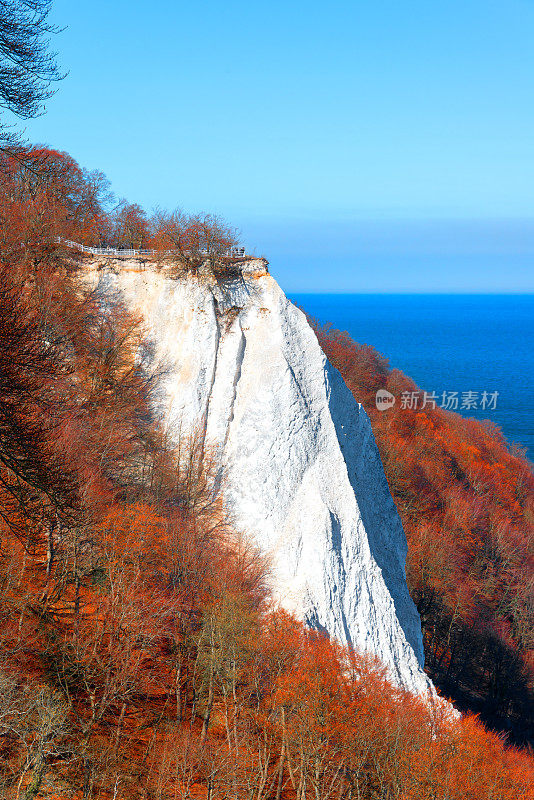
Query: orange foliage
xmin=0 ymin=148 xmax=532 ymax=797
xmin=314 ymin=321 xmax=534 ymax=745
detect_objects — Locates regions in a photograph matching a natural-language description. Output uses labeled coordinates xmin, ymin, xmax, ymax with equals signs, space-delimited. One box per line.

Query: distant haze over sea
xmin=291 ymin=293 xmax=534 ymax=461
xmin=245 ymin=219 xmax=534 ymax=294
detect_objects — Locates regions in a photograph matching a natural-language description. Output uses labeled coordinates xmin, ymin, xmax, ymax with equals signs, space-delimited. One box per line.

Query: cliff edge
xmin=88 ymin=259 xmax=434 ymax=696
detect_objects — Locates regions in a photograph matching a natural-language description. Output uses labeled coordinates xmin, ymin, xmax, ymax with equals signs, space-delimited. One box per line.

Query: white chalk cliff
xmin=88 ymin=259 xmax=434 ymax=696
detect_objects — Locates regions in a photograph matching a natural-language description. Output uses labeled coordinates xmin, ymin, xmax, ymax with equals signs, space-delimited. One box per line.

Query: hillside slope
xmin=313 ymin=321 xmax=534 ymax=744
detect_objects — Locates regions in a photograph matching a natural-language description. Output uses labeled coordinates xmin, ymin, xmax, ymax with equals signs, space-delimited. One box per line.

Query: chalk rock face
xmin=89 ymin=260 xmax=433 ymax=696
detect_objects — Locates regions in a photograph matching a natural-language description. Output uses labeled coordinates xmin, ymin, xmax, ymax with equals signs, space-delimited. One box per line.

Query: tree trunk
xmin=275 ymin=707 xmax=286 ymax=800
xmin=21 ymin=753 xmax=45 ymax=800
xmin=176 ymin=658 xmax=182 ymax=722
xmin=114 ymin=702 xmax=126 ymax=754
xmin=200 ymin=666 xmax=214 ymax=743
xmin=46 ymin=517 xmax=55 ymax=578
xmin=82 ymin=758 xmax=94 ymax=800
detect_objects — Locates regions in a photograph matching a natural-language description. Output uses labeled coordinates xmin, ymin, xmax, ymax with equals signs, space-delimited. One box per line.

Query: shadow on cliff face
xmin=211 ymin=272 xmax=263 ymax=314
xmin=301 ymin=509 xmax=354 ymax=650
xmin=324 ymin=360 xmax=426 ymax=669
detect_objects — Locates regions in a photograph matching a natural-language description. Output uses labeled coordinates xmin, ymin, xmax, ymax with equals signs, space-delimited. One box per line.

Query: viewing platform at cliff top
xmin=58 ymin=237 xmax=269 ymax=279
xmin=56 ymin=237 xmax=248 ymax=260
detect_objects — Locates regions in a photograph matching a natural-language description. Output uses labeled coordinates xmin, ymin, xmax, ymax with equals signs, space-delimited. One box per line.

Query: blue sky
xmin=19 ymin=0 xmax=534 ymax=291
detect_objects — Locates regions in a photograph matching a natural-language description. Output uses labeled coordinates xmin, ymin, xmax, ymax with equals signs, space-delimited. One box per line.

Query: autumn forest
xmin=0 ymin=142 xmax=533 ymax=799
xmin=1 ymin=1 xmax=534 ymax=797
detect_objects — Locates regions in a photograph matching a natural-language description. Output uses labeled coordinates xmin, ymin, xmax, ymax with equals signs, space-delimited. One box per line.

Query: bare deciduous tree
xmin=152 ymin=209 xmax=240 ymax=276
xmin=0 ymin=671 xmax=70 ymax=799
xmin=0 ymin=0 xmax=64 ymax=145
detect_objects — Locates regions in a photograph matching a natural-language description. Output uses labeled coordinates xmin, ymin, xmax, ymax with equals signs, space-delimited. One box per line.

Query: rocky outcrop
xmin=88 ymin=260 xmax=434 ymax=696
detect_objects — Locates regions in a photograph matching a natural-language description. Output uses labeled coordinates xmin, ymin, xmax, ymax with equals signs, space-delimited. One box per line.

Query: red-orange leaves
xmin=315 ymin=319 xmax=534 ymax=744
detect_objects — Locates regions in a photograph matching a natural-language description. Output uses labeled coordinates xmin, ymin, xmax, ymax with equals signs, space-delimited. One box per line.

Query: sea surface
xmin=290 ymin=293 xmax=534 ymax=462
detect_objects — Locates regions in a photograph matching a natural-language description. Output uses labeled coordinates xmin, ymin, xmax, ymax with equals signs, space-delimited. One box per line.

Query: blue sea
xmin=290 ymin=294 xmax=534 ymax=462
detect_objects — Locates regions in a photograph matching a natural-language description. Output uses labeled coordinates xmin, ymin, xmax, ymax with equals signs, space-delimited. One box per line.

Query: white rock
xmin=87 ymin=260 xmax=435 ymax=696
